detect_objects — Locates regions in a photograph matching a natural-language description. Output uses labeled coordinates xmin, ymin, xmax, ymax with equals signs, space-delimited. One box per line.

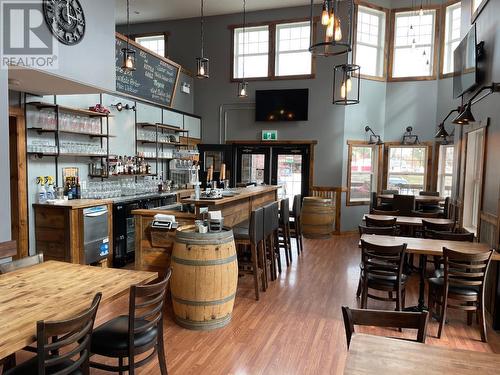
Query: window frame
xmin=352 ymin=1 xmax=390 ymax=82
xmin=388 ymin=6 xmax=441 ymax=82
xmin=439 ymin=0 xmax=461 ymax=79
xmin=132 ymin=32 xmax=169 ymax=58
xmin=435 ymin=143 xmax=455 ymax=198
xmin=229 ymin=18 xmax=316 ymax=82
xmin=383 ymin=142 xmax=433 ymax=194
xmin=346 ymin=140 xmax=382 ymax=206
xmin=471 ymin=0 xmax=489 ymax=23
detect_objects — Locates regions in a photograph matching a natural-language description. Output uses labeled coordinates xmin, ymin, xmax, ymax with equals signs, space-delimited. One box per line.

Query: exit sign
xmin=262 ymin=130 xmax=278 ymax=141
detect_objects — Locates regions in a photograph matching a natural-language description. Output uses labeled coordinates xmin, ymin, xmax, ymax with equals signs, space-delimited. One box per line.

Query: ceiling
xmin=115 ymin=0 xmax=317 ymax=24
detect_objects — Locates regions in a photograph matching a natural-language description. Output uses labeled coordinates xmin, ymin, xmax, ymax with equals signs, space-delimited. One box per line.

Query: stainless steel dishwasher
xmin=83 ymin=205 xmax=110 ymax=264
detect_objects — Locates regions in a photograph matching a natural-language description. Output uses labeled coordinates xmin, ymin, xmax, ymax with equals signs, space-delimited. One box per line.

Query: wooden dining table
xmin=344 ymin=333 xmax=500 ymax=374
xmin=363 ymin=214 xmax=454 ymax=227
xmin=0 ymin=261 xmax=157 ymax=360
xmin=378 ymin=194 xmax=445 ymax=204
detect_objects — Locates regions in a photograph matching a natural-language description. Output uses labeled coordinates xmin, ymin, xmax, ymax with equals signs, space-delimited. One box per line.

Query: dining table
xmin=378 ymin=194 xmax=445 ymax=204
xmin=359 ymin=234 xmax=500 ymax=312
xmin=344 ymin=333 xmax=500 ymax=374
xmin=0 ymin=260 xmax=157 ymax=360
xmin=363 ymin=214 xmax=454 ymax=227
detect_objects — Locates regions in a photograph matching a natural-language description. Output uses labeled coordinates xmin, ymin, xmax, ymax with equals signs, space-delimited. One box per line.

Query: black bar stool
xmin=290 ymin=195 xmax=303 ymax=255
xmin=278 ymin=198 xmax=292 ymax=267
xmin=263 ymin=201 xmax=280 ymax=281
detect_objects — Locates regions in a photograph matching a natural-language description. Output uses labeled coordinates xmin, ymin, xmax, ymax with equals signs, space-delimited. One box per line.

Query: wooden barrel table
xmin=170 ymin=226 xmax=238 ymax=330
xmin=301 ymin=197 xmax=335 ymax=238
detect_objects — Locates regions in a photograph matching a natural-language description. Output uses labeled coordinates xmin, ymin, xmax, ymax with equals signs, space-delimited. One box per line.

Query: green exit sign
xmin=262 ymin=130 xmax=278 ymax=141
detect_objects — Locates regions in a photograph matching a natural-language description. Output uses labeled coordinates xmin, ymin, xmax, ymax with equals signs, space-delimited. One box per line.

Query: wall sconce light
xmin=112 ymin=102 xmax=136 ymax=111
xmin=435 ymin=106 xmax=461 ymax=143
xmin=452 ymin=82 xmax=500 ymax=125
xmin=365 ymin=126 xmax=382 ymax=145
xmin=181 ymin=82 xmax=191 ymax=94
xmin=402 ymin=126 xmax=420 ymax=145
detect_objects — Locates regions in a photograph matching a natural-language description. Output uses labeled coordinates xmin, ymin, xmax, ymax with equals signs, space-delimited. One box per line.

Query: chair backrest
xmin=365 ymin=216 xmax=397 ymax=228
xmin=424 ymin=230 xmax=475 ymax=242
xmin=442 ymin=248 xmax=493 ymax=291
xmin=279 ymin=198 xmax=290 ymax=226
xmin=419 ymin=191 xmax=440 ymax=196
xmin=341 ymin=306 xmax=428 ymax=348
xmin=263 ymin=201 xmax=280 ymax=236
xmin=36 ymin=293 xmax=102 ymax=375
xmin=129 ymin=269 xmax=171 ymax=353
xmin=249 ymin=207 xmax=264 ymax=244
xmin=382 ymin=190 xmax=398 ymax=195
xmin=0 ymin=253 xmax=43 ymax=274
xmin=411 ymin=210 xmax=440 ymax=218
xmin=392 ymin=194 xmax=415 ymax=216
xmin=360 ymin=240 xmax=407 ymax=286
xmin=370 ymin=192 xmax=378 ymax=211
xmin=370 ymin=208 xmax=400 ymax=216
xmin=0 ymin=240 xmax=17 ymax=261
xmin=292 ymin=194 xmax=302 ymax=219
xmin=359 ymin=225 xmax=397 ymax=236
xmin=421 ymin=219 xmax=454 ymax=232
xmin=443 ymin=197 xmax=450 ymax=219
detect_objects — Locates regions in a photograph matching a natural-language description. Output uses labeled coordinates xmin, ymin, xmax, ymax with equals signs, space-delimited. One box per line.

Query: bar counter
xmin=132 ymin=185 xmax=279 ymax=273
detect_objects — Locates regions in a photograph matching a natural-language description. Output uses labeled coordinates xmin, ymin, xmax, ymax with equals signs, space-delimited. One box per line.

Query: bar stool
xmin=263 ymin=202 xmax=280 ymax=281
xmin=234 ymin=207 xmax=267 ymax=299
xmin=278 ymin=198 xmax=292 ymax=268
xmin=290 ymin=195 xmax=303 ymax=255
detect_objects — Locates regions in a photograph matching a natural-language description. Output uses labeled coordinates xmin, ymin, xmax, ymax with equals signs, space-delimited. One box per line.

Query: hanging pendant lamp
xmin=196 ymin=0 xmax=209 ymax=79
xmin=309 ymin=0 xmax=354 ymax=56
xmin=237 ymin=0 xmax=248 ymax=98
xmin=121 ymin=0 xmax=136 ymax=71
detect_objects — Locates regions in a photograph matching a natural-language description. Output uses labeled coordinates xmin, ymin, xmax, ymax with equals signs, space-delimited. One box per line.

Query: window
xmin=135 ymin=34 xmax=167 ymax=57
xmin=472 ymin=0 xmax=489 ymax=22
xmin=442 ymin=2 xmax=461 ymax=76
xmin=437 ymin=144 xmax=454 ymax=198
xmin=347 ymin=143 xmax=378 ymax=205
xmin=231 ymin=20 xmax=313 ymax=80
xmin=275 ymin=22 xmax=312 ymax=76
xmin=233 ymin=25 xmax=269 ymax=79
xmin=391 ymin=9 xmax=437 ymax=79
xmin=354 ymin=5 xmax=387 ymax=78
xmin=387 ymin=146 xmax=428 ymax=195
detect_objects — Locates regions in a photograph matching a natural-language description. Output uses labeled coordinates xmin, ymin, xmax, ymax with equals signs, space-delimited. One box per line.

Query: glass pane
xmin=236 ymin=55 xmax=269 ymax=78
xmin=135 ymin=35 xmax=165 ymax=56
xmin=276 ymin=52 xmax=312 ymax=76
xmin=204 ymin=151 xmax=223 ymax=172
xmin=387 ymin=174 xmax=424 ymax=195
xmin=388 ymin=147 xmax=427 ymax=194
xmin=276 ymin=154 xmax=302 ymax=205
xmin=393 ymin=47 xmax=433 ymax=77
xmin=234 ymin=26 xmax=269 ymax=78
xmin=241 ymin=154 xmax=266 ymax=184
xmin=356 ymin=45 xmax=378 ymax=76
xmin=276 ymin=22 xmax=311 ymax=77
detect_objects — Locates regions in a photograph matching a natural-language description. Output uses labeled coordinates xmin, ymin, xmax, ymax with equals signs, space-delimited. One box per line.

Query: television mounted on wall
xmin=255 ymin=89 xmax=309 ymax=122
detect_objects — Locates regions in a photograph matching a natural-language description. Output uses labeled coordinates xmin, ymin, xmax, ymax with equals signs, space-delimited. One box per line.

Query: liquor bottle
xmin=67 ymin=179 xmax=73 ymax=200
xmin=75 ymin=177 xmax=81 ymax=199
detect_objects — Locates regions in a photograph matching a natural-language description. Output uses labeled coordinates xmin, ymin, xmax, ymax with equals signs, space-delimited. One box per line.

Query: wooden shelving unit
xmin=137 ymin=122 xmax=189 ymax=133
xmin=28 ymin=127 xmax=115 ymax=138
xmin=27 ymin=102 xmax=112 ymax=117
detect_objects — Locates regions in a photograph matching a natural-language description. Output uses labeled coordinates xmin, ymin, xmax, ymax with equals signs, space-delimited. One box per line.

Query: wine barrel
xmin=301 ymin=197 xmax=335 ymax=238
xmin=170 ymin=226 xmax=238 ymax=330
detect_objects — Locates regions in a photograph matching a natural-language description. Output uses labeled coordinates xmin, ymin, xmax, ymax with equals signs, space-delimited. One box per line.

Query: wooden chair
xmin=278 ymin=198 xmax=292 ymax=268
xmin=5 ymin=293 xmax=102 ymax=375
xmin=0 ymin=253 xmax=44 ymax=274
xmin=428 ymin=248 xmax=493 ymax=342
xmin=341 ymin=306 xmax=429 ymax=348
xmin=234 ymin=207 xmax=267 ymax=299
xmin=90 ymin=271 xmax=171 ymax=374
xmin=424 ymin=230 xmax=475 ymax=242
xmin=411 ymin=210 xmax=440 ymax=218
xmin=365 ymin=216 xmax=397 ymax=228
xmin=392 ymin=195 xmax=416 ymax=217
xmin=419 ymin=191 xmax=440 ymax=196
xmin=370 ymin=208 xmax=400 ymax=216
xmin=289 ymin=195 xmax=303 ymax=255
xmin=360 ymin=240 xmax=408 ymax=310
xmin=422 ymin=219 xmax=455 ymax=232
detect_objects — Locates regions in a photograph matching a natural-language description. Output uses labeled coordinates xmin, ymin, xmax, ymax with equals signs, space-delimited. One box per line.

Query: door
xmin=198 ymin=144 xmax=235 ymax=187
xmin=271 ymin=146 xmax=310 ymax=205
xmin=236 ymin=146 xmax=271 ymax=186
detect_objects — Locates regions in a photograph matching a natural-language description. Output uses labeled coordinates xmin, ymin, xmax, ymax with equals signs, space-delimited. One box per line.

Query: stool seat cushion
xmin=367 ymin=273 xmax=408 ymax=288
xmin=91 ymin=315 xmax=158 ymax=357
xmin=428 ymin=277 xmax=479 ymax=296
xmin=5 ymin=357 xmax=82 ymax=375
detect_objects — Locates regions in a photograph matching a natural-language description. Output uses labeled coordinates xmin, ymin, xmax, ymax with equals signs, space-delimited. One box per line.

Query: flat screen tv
xmin=453 ymin=25 xmax=478 ymax=98
xmin=255 ymin=89 xmax=309 ymax=122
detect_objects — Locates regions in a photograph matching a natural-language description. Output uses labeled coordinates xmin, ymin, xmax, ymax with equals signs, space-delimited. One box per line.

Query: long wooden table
xmin=378 ymin=194 xmax=445 ymax=204
xmin=363 ymin=214 xmax=454 ymax=227
xmin=0 ymin=261 xmax=157 ymax=360
xmin=344 ymin=333 xmax=500 ymax=374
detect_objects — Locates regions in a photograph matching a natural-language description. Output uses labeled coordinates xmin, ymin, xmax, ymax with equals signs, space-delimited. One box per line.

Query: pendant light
xmin=237 ymin=0 xmax=248 ymax=98
xmin=196 ymin=0 xmax=209 ymax=79
xmin=333 ymin=62 xmax=360 ymax=105
xmin=309 ymin=0 xmax=354 ymax=56
xmin=121 ymin=0 xmax=136 ymax=71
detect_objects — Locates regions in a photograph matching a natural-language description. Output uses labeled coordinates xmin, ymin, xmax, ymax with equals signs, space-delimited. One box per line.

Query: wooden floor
xmin=20 ymin=234 xmax=500 ymax=374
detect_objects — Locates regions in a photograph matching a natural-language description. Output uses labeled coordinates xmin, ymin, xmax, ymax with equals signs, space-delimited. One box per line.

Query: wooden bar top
xmin=345 ymin=333 xmax=500 ymax=374
xmin=180 ymin=185 xmax=280 ymax=206
xmin=0 ymin=261 xmax=157 ymax=360
xmin=363 ymin=214 xmax=455 ymax=226
xmin=33 ymin=199 xmax=112 ymax=209
xmin=360 ymin=234 xmax=500 ymax=261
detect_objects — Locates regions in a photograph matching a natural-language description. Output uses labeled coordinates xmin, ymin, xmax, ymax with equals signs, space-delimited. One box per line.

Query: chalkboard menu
xmin=115 ymin=34 xmax=181 ymax=108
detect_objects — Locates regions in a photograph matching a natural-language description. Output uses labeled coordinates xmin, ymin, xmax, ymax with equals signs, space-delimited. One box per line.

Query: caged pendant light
xmin=309 ymin=0 xmax=354 ymax=57
xmin=196 ymin=0 xmax=209 ymax=79
xmin=237 ymin=0 xmax=249 ymax=98
xmin=121 ymin=0 xmax=136 ymax=71
xmin=333 ymin=62 xmax=360 ymax=105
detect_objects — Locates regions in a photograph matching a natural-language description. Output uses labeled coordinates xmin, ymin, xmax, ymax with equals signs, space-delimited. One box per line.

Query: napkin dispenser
xmin=151 ymin=214 xmax=178 ymax=231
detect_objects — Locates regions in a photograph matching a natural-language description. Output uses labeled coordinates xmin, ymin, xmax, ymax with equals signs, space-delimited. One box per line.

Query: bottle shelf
xmin=137 ymin=122 xmax=189 ymax=133
xmin=137 ymin=139 xmax=185 ymax=146
xmin=27 ymin=102 xmax=113 ymax=117
xmin=89 ymin=173 xmax=157 ymax=179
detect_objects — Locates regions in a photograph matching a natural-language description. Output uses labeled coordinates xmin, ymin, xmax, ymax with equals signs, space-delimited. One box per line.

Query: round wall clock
xmin=43 ymin=0 xmax=86 ymax=46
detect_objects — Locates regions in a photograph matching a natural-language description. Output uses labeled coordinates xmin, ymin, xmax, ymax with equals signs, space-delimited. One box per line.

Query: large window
xmin=135 ymin=34 xmax=167 ymax=57
xmin=390 ymin=9 xmax=437 ymax=79
xmin=387 ymin=146 xmax=428 ymax=195
xmin=437 ymin=144 xmax=455 ymax=198
xmin=275 ymin=22 xmax=312 ymax=77
xmin=347 ymin=143 xmax=378 ymax=205
xmin=354 ymin=5 xmax=387 ymax=78
xmin=232 ymin=20 xmax=312 ymax=80
xmin=442 ymin=2 xmax=461 ymax=76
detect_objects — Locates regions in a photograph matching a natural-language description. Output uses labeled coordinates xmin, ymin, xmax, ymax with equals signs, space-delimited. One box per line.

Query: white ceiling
xmin=115 ymin=0 xmax=317 ymax=24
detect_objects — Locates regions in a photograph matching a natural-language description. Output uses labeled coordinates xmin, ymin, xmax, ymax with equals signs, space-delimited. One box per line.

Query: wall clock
xmin=43 ymin=0 xmax=86 ymax=45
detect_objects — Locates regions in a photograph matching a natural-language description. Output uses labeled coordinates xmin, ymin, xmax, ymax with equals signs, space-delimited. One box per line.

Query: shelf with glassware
xmin=89 ymin=154 xmax=157 ymax=179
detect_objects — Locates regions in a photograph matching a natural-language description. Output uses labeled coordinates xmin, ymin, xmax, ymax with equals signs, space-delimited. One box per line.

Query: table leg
xmin=403 ymin=254 xmax=428 ymax=313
